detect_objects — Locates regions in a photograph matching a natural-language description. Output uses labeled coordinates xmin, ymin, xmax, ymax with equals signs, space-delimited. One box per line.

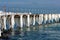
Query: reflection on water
xmin=1 ymin=23 xmax=60 ymax=40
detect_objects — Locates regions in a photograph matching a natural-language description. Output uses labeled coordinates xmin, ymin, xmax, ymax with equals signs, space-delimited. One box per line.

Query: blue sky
xmin=0 ymin=0 xmax=60 ymax=8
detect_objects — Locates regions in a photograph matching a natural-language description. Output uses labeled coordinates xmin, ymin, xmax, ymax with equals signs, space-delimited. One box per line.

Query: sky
xmin=0 ymin=0 xmax=60 ymax=8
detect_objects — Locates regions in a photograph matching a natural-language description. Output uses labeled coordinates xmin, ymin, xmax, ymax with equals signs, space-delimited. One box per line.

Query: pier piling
xmin=0 ymin=11 xmax=60 ymax=35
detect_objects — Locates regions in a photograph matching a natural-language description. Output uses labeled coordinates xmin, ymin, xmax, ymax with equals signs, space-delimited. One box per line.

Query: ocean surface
xmin=0 ymin=7 xmax=60 ymax=14
xmin=1 ymin=23 xmax=60 ymax=40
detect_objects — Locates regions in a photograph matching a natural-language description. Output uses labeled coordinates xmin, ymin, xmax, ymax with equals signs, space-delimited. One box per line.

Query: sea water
xmin=1 ymin=23 xmax=60 ymax=40
xmin=0 ymin=7 xmax=60 ymax=14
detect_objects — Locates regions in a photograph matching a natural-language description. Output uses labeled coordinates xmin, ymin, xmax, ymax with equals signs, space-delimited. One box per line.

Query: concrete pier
xmin=0 ymin=11 xmax=60 ymax=33
xmin=1 ymin=13 xmax=60 ymax=26
xmin=0 ymin=12 xmax=60 ymax=28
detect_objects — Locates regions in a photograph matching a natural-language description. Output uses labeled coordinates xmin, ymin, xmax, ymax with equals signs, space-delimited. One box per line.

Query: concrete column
xmin=43 ymin=14 xmax=48 ymax=24
xmin=39 ymin=14 xmax=40 ymax=24
xmin=51 ymin=14 xmax=55 ymax=23
xmin=54 ymin=14 xmax=57 ymax=22
xmin=27 ymin=15 xmax=30 ymax=27
xmin=0 ymin=29 xmax=1 ymax=36
xmin=11 ymin=15 xmax=15 ymax=29
xmin=48 ymin=14 xmax=52 ymax=23
xmin=39 ymin=14 xmax=44 ymax=24
xmin=0 ymin=16 xmax=1 ymax=36
xmin=20 ymin=15 xmax=23 ymax=28
xmin=3 ymin=16 xmax=6 ymax=30
xmin=43 ymin=14 xmax=45 ymax=24
xmin=33 ymin=15 xmax=35 ymax=25
xmin=59 ymin=14 xmax=60 ymax=18
xmin=57 ymin=14 xmax=59 ymax=22
xmin=55 ymin=14 xmax=59 ymax=22
xmin=58 ymin=14 xmax=60 ymax=22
